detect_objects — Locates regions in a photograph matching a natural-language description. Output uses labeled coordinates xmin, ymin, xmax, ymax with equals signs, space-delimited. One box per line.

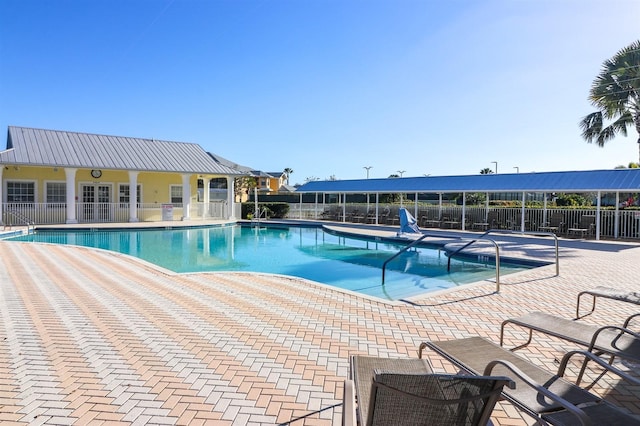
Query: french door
xmin=81 ymin=184 xmax=112 ymax=222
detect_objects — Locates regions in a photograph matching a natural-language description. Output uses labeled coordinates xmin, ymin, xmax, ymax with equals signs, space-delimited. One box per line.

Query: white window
xmin=119 ymin=184 xmax=142 ymax=206
xmin=170 ymin=185 xmax=183 ymax=205
xmin=46 ymin=182 xmax=66 ymax=204
xmin=7 ymin=181 xmax=35 ymax=203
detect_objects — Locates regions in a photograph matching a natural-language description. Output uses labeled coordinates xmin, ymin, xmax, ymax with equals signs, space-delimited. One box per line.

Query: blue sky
xmin=1 ymin=0 xmax=638 ymax=184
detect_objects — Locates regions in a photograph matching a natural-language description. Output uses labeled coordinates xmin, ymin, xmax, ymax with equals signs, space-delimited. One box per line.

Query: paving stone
xmin=1 ymin=230 xmax=639 ymax=425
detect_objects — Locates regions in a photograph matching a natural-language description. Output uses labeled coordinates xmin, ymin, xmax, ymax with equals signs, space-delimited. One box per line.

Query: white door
xmin=81 ymin=184 xmax=111 ymax=222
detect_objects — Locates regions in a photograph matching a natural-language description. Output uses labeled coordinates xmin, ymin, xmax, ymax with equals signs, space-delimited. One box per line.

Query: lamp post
xmin=363 ymin=166 xmax=372 ymax=179
xmin=491 ymin=161 xmax=498 ymax=174
xmin=513 ymin=166 xmax=519 ymax=173
xmin=397 ymin=170 xmax=406 ymax=177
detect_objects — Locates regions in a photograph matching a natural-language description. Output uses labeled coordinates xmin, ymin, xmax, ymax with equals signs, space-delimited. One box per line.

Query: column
xmin=65 ymin=168 xmax=78 ymax=224
xmin=226 ymin=176 xmax=236 ymax=219
xmin=202 ymin=177 xmax=211 ymax=218
xmin=128 ymin=171 xmax=139 ymax=222
xmin=182 ymin=174 xmax=191 ymax=220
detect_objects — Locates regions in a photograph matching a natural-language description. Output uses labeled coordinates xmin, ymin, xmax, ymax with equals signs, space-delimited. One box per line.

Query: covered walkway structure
xmin=295 ymin=169 xmax=640 ymax=240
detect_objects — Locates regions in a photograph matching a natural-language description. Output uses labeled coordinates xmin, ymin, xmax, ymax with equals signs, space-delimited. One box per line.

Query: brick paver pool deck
xmin=1 ymin=221 xmax=639 ymax=425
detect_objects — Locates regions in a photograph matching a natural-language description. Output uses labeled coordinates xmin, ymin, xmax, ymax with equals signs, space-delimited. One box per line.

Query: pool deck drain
xmin=1 ymin=220 xmax=639 ymax=425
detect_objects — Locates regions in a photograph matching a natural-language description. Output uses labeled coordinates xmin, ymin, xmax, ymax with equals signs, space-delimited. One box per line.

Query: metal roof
xmin=296 ymin=169 xmax=640 ymax=193
xmin=207 ymin=152 xmax=254 ymax=174
xmin=1 ymin=126 xmax=244 ymax=175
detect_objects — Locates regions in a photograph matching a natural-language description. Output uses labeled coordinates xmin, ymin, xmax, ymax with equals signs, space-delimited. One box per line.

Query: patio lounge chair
xmin=567 ymin=215 xmax=596 ymax=238
xmin=422 ymin=213 xmax=443 ymax=228
xmin=539 ymin=213 xmax=565 ymax=235
xmin=343 ymin=355 xmax=512 ymax=426
xmin=420 ymin=337 xmax=640 ymax=425
xmin=576 ymin=286 xmax=640 ymax=319
xmin=379 ymin=207 xmax=391 ymax=224
xmin=500 ymin=311 xmax=640 ymax=384
xmin=472 ymin=211 xmax=501 ymax=231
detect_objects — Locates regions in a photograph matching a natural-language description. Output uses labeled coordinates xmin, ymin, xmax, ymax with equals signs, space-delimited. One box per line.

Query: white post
xmin=521 ymin=191 xmax=526 ymax=232
xmin=64 ymin=168 xmax=78 ymax=224
xmin=181 ymin=174 xmax=191 ymax=220
xmin=414 ymin=192 xmax=418 ymax=220
xmin=202 ymin=177 xmax=211 ymax=219
xmin=314 ymin=193 xmax=318 ymax=219
xmin=299 ymin=193 xmax=303 ymax=219
xmin=254 ymin=187 xmax=258 ymax=217
xmin=227 ymin=176 xmax=236 ymax=219
xmin=461 ymin=192 xmax=466 ymax=231
xmin=596 ymin=191 xmax=601 ymax=241
xmin=614 ymin=192 xmax=620 ymax=239
xmin=485 ymin=192 xmax=489 ymax=221
xmin=128 ymin=170 xmax=139 ymax=222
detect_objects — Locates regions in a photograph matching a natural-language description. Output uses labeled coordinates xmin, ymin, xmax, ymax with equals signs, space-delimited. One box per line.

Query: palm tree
xmin=283 ymin=168 xmax=294 ymax=185
xmin=480 ymin=168 xmax=494 ymax=174
xmin=580 ymin=40 xmax=640 ymax=162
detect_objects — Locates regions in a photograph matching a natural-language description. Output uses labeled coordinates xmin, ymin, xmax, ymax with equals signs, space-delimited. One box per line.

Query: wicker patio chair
xmin=421 ymin=336 xmax=640 ymax=426
xmin=343 ymin=355 xmax=512 ymax=426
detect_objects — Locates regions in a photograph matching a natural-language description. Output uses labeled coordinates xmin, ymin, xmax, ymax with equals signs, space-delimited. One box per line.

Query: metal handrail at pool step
xmin=381 ymin=233 xmax=501 ymax=293
xmin=382 ymin=230 xmax=559 ymax=294
xmin=445 ymin=229 xmax=559 ymax=284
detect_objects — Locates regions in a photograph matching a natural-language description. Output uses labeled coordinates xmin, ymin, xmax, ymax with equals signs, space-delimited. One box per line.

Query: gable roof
xmin=1 ymin=126 xmax=244 ymax=175
xmin=207 ymin=152 xmax=254 ymax=174
xmin=296 ymin=169 xmax=640 ymax=193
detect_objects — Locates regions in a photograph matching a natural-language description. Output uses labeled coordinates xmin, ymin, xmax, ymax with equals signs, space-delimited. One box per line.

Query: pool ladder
xmin=251 ymin=207 xmax=268 ymax=227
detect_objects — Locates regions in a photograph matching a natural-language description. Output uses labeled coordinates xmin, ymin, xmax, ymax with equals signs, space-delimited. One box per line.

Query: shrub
xmin=241 ymin=202 xmax=289 ymax=219
xmin=556 ymin=193 xmax=592 ymax=207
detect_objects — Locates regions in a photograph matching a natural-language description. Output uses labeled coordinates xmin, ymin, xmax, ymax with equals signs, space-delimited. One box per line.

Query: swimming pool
xmin=9 ymin=224 xmax=533 ymax=300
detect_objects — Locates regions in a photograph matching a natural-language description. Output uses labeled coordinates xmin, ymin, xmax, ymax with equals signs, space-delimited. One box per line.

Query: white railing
xmin=1 ymin=201 xmax=232 ymax=225
xmin=284 ymin=203 xmax=640 ymax=240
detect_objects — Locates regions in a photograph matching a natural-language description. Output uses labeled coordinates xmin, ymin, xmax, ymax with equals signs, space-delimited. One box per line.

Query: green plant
xmin=241 ymin=202 xmax=290 ymax=219
xmin=556 ymin=193 xmax=592 ymax=207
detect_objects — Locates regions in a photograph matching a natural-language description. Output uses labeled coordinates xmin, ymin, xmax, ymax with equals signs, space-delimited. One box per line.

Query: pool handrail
xmin=381 ymin=234 xmax=429 ymax=285
xmin=463 ymin=229 xmax=559 ymax=277
xmin=445 ymin=237 xmax=501 ymax=292
xmin=382 ymin=233 xmax=502 ymax=291
xmin=3 ymin=209 xmax=35 ymax=235
xmin=382 ymin=233 xmax=500 ymax=293
xmin=383 ymin=229 xmax=558 ymax=293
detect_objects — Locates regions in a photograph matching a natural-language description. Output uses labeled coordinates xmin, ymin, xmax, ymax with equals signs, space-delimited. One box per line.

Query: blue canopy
xmin=296 ymin=169 xmax=640 ymax=193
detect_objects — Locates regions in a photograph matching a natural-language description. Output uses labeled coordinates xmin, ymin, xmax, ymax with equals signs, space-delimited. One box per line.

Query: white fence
xmin=285 ymin=203 xmax=640 ymax=240
xmin=1 ymin=201 xmax=236 ymax=226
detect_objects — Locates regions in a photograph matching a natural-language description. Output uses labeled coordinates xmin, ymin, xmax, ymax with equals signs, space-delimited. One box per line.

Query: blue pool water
xmin=9 ymin=224 xmax=531 ymax=300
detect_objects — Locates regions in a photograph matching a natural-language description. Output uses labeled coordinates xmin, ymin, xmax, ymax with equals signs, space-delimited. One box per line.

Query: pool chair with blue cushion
xmin=420 ymin=336 xmax=640 ymax=426
xmin=342 ymin=355 xmax=512 ymax=426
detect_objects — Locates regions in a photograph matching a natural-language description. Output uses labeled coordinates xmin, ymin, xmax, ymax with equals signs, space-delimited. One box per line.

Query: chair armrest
xmin=589 ymin=325 xmax=640 ymax=351
xmin=342 ymin=380 xmax=356 ymax=426
xmin=557 ymin=350 xmax=640 ymax=386
xmin=623 ymin=312 xmax=640 ymax=329
xmin=483 ymin=359 xmax=592 ymax=426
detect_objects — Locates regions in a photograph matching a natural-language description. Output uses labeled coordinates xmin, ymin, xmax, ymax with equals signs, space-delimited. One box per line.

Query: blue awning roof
xmin=296 ymin=169 xmax=640 ymax=193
